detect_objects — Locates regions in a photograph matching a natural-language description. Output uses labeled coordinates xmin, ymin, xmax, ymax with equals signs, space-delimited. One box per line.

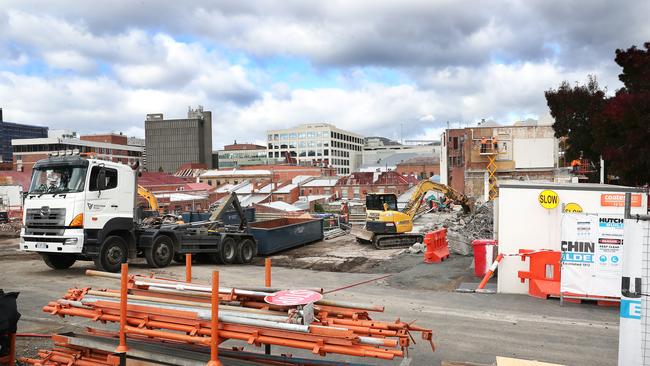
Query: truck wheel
xmin=236 ymin=239 xmax=256 ymax=264
xmin=94 ymin=236 xmax=127 ymax=273
xmin=173 ymin=253 xmax=186 ymax=263
xmin=209 ymin=237 xmax=237 ymax=264
xmin=41 ymin=253 xmax=76 ymax=270
xmin=145 ymin=235 xmax=174 ymax=268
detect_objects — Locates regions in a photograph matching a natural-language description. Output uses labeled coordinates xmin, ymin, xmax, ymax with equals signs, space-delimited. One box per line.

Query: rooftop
xmin=259 ymin=201 xmax=304 ymax=212
xmin=139 ymin=172 xmax=189 ymax=188
xmin=11 ymin=137 xmax=143 ymax=151
xmin=274 ymin=183 xmax=297 ymax=194
xmin=200 ymin=169 xmax=272 ymax=178
xmin=301 ymin=178 xmax=340 ymax=187
xmin=223 ymin=143 xmax=266 ymax=151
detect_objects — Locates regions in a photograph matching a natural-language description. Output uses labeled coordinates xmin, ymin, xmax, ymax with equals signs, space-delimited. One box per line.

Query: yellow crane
xmin=353 ymin=180 xmax=473 ymax=249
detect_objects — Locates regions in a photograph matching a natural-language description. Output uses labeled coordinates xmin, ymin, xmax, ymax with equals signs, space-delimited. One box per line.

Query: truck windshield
xmin=29 ymin=165 xmax=87 ymax=194
xmin=366 ymin=194 xmax=398 ymax=211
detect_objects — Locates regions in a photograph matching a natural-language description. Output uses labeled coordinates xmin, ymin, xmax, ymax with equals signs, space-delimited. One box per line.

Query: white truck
xmin=20 ymin=154 xmax=257 ymax=272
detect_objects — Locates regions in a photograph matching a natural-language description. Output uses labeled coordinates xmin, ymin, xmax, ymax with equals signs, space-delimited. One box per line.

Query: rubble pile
xmin=415 ymin=201 xmax=494 ymax=256
xmin=0 ymin=220 xmax=21 ymax=237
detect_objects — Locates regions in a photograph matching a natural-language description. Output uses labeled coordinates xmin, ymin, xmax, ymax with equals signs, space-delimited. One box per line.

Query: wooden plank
xmin=496 ymin=356 xmax=565 ymax=366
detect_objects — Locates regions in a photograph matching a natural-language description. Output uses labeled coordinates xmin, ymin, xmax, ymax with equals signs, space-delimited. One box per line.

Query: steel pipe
xmin=42 ymin=305 xmax=400 ymax=360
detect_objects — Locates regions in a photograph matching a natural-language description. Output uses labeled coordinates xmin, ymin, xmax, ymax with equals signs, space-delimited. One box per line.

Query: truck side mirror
xmin=96 ymin=168 xmax=107 ymax=191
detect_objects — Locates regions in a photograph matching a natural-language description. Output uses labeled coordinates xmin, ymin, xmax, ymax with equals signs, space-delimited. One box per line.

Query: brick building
xmin=336 ymin=171 xmax=411 ymax=200
xmin=11 ymin=134 xmax=143 ymax=173
xmin=395 ymin=157 xmax=440 ymax=179
xmin=440 ymin=121 xmax=560 ymax=201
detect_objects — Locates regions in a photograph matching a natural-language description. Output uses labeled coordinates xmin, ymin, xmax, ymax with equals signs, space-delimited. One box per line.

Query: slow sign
xmin=264 ymin=289 xmax=322 ymax=306
xmin=563 ymin=202 xmax=583 ymax=213
xmin=538 ymin=189 xmax=559 ymax=209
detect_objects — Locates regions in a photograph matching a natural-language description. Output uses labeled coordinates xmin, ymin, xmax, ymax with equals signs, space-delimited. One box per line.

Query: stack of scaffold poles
xmin=19 ymin=341 xmax=120 ymax=366
xmin=40 ymin=265 xmax=434 ymax=364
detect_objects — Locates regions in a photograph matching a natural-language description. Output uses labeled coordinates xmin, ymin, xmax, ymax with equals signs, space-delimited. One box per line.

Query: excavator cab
xmin=366 ymin=193 xmax=398 ymax=212
xmin=364 ymin=193 xmax=413 ymax=235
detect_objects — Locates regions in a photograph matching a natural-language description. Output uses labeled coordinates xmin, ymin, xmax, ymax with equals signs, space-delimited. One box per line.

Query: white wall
xmin=497 ymin=182 xmax=648 ymax=294
xmin=0 ymin=185 xmax=23 ymax=209
xmin=513 ymin=138 xmax=555 ymax=168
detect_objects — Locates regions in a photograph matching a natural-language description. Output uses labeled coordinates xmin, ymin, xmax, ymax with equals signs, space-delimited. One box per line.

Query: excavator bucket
xmin=351 ymin=227 xmax=375 ymax=243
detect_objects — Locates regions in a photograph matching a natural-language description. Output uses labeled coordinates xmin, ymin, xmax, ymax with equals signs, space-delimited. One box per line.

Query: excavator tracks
xmin=373 ymin=233 xmax=424 ymax=249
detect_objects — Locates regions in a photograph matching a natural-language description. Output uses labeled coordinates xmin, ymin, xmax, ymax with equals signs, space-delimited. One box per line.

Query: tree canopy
xmin=545 ymin=42 xmax=650 ymax=186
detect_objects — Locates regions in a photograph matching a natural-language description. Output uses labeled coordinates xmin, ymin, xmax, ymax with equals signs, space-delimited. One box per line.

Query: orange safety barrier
xmin=423 ymin=228 xmax=449 ymax=263
xmin=517 ymin=249 xmax=561 ymax=299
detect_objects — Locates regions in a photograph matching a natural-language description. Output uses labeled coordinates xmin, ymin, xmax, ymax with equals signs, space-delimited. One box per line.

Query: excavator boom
xmin=403 ymin=180 xmax=472 ymax=218
xmin=137 ymin=185 xmax=159 ymax=211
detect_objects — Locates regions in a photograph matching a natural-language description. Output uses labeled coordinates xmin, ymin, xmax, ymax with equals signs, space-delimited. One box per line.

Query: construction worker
xmin=492 ymin=137 xmax=498 ymax=151
xmin=571 ymin=159 xmax=581 ymax=173
xmin=339 ymin=201 xmax=349 ymax=225
xmin=480 ymin=137 xmax=488 ymax=153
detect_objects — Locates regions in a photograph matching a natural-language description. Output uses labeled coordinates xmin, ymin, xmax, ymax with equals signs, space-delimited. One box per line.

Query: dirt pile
xmin=415 ymin=201 xmax=494 ymax=255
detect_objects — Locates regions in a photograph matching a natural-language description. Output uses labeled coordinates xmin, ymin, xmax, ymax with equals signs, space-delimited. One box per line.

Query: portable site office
xmin=495 ymin=181 xmax=648 ymax=295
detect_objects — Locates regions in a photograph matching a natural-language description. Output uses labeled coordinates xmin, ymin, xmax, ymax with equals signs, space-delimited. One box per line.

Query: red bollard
xmin=424 ymin=228 xmax=450 ymax=263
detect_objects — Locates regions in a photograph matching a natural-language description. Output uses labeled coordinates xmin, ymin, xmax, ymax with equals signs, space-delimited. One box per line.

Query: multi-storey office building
xmin=145 ymin=107 xmax=212 ymax=172
xmin=266 ymin=123 xmax=364 ymax=175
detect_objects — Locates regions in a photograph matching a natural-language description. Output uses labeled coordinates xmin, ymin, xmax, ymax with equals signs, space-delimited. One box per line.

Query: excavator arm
xmin=137 ymin=185 xmax=159 ymax=211
xmin=403 ymin=181 xmax=473 ymax=218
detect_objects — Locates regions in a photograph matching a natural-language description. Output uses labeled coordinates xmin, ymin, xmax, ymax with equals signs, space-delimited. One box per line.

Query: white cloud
xmin=42 ymin=51 xmax=96 ymax=73
xmin=0 ymin=1 xmax=643 ymax=154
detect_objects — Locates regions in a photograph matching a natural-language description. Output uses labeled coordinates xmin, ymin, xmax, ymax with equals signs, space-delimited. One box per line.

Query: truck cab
xmin=20 ymin=154 xmax=136 ymax=271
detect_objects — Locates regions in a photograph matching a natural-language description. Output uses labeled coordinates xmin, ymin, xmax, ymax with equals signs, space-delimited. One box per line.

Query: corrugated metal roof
xmin=274 ymin=184 xmax=297 ymax=193
xmin=301 ymin=178 xmax=339 ymax=187
xmin=239 ymin=194 xmax=270 ymax=207
xmin=200 ymin=169 xmax=271 ymax=178
xmin=259 ymin=201 xmax=303 ymax=212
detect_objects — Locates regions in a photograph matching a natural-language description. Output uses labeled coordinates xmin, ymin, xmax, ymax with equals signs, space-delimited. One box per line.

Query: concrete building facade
xmin=216 ymin=142 xmax=268 ymax=168
xmin=362 ymin=137 xmax=440 ymax=167
xmin=440 ymin=122 xmax=560 ymax=201
xmin=145 ymin=107 xmax=212 ymax=172
xmin=266 ymin=123 xmax=364 ymax=175
xmin=0 ymin=109 xmax=48 ymax=163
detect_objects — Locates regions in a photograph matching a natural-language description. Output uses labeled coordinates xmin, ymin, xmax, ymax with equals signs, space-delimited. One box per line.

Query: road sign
xmin=264 ymin=289 xmax=322 ymax=306
xmin=538 ymin=189 xmax=559 ymax=209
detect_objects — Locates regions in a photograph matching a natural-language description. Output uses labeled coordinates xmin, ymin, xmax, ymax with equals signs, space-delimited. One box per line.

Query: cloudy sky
xmin=0 ymin=1 xmax=648 ymax=148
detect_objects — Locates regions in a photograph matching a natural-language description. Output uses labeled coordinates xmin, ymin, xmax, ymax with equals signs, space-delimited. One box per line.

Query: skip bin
xmin=249 ymin=217 xmax=324 ymax=255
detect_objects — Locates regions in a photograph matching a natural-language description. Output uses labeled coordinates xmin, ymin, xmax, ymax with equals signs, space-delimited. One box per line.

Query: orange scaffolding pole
xmin=115 ymin=263 xmax=129 ymax=353
xmin=207 ymin=270 xmax=221 ymax=366
xmin=186 ymin=254 xmax=192 ymax=283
